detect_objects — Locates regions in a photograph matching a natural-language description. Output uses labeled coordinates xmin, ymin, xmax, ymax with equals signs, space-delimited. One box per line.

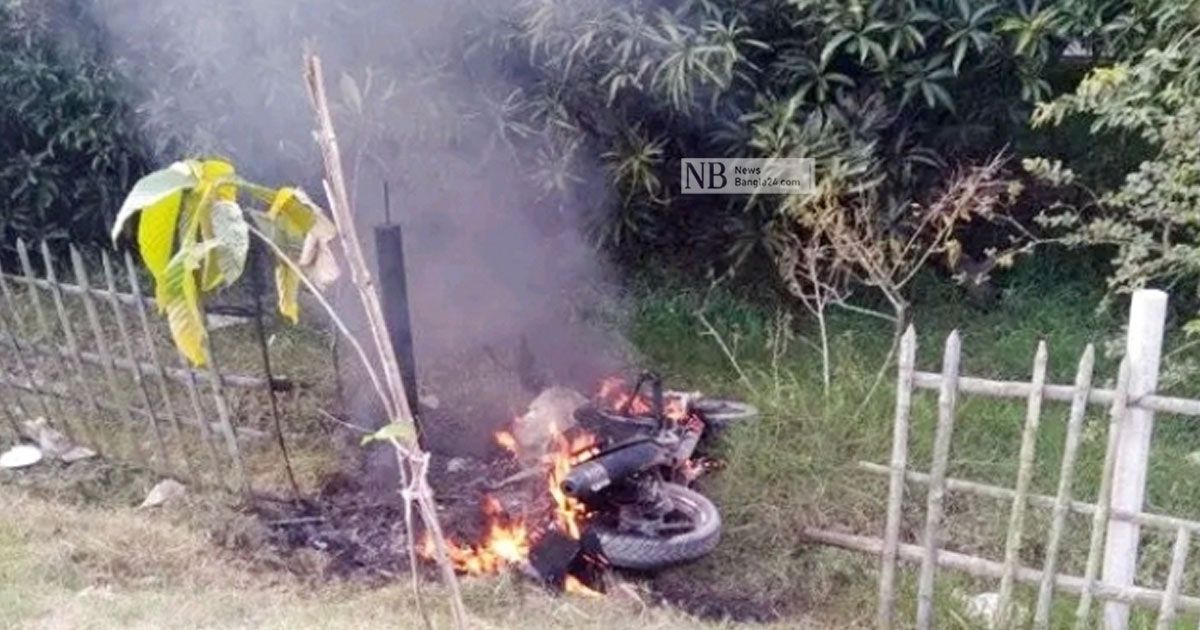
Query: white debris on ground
xmin=959 ymin=590 xmax=1026 ymax=629
xmin=140 ymin=479 xmax=187 ymax=508
xmin=204 ymin=313 xmax=252 ymax=330
xmin=0 ymin=444 xmax=43 ymax=469
xmin=962 ymin=591 xmax=1000 ymax=628
xmin=512 ymin=386 xmax=586 ymax=462
xmin=1187 ymin=451 xmax=1200 ymax=466
xmin=19 ymin=417 xmax=96 ymax=463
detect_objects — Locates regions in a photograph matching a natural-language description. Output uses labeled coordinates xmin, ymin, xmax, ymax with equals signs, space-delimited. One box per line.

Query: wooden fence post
xmin=1103 ymin=289 xmax=1168 ymax=630
xmin=878 ymin=324 xmax=916 ymax=630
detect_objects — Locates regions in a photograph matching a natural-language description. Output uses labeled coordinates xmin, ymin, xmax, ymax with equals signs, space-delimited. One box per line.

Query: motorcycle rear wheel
xmin=588 ymin=482 xmax=721 ymax=570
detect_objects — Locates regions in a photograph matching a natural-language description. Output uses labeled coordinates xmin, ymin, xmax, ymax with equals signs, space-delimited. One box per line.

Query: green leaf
xmin=136 ymin=188 xmax=185 ymax=300
xmin=208 ymin=200 xmax=249 ymax=288
xmin=275 ymin=262 xmax=301 ymax=324
xmin=265 ymin=187 xmax=334 ymax=239
xmin=161 ymin=240 xmax=220 ymax=366
xmin=820 ymin=31 xmax=854 ymax=68
xmin=361 ymin=422 xmax=416 ymax=446
xmin=111 ymin=162 xmax=197 ymax=241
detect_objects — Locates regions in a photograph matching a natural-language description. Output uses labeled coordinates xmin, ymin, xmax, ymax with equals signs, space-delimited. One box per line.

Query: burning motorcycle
xmin=563 ymin=372 xmax=756 ymax=570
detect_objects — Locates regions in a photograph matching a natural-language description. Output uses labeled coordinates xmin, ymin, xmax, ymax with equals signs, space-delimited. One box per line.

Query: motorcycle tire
xmin=587 ymin=482 xmax=721 ymax=570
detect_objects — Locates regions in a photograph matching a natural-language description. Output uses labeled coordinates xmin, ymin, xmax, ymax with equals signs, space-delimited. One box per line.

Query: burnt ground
xmin=229 ymin=339 xmax=786 ymax=623
xmin=237 ymin=445 xmax=788 ymax=624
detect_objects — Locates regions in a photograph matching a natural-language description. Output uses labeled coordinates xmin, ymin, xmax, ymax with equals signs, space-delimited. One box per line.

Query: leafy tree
xmin=110 ymin=158 xmax=338 ymax=365
xmin=1030 ymin=17 xmax=1200 ymax=322
xmin=0 ymin=0 xmax=147 ymax=245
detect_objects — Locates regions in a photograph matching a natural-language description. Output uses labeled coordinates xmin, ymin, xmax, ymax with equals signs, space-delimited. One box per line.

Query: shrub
xmin=1029 ymin=5 xmax=1200 ymax=321
xmin=0 ymin=0 xmax=146 ymax=246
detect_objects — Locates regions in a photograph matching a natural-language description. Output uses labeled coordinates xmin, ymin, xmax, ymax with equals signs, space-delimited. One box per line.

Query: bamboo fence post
xmin=123 ymin=252 xmax=223 ymax=487
xmin=804 ymin=527 xmax=1200 ymax=614
xmin=916 ymin=330 xmax=961 ymax=629
xmin=1033 ymin=344 xmax=1095 ymax=629
xmin=14 ymin=239 xmax=83 ymax=435
xmin=64 ymin=244 xmax=144 ymax=462
xmin=997 ymin=340 xmax=1049 ymax=627
xmin=199 ymin=331 xmax=249 ymax=495
xmin=0 ymin=315 xmax=30 ymax=439
xmin=879 ymin=324 xmax=917 ymax=630
xmin=0 ymin=265 xmax=47 ymax=425
xmin=856 ymin=461 xmax=1200 ymax=536
xmin=1105 ymin=289 xmax=1168 ymax=630
xmin=1076 ymin=359 xmax=1131 ymax=628
xmin=19 ymin=239 xmax=98 ymax=445
xmin=94 ymin=249 xmax=176 ymax=476
xmin=1155 ymin=527 xmax=1190 ymax=629
xmin=0 ymin=259 xmax=60 ymax=431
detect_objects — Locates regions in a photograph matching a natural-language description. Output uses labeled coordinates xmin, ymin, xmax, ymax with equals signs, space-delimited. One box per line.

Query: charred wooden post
xmin=374 ymin=222 xmax=421 ymax=439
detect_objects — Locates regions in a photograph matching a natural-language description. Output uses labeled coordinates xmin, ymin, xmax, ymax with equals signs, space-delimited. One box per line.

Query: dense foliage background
xmin=2 ymin=0 xmax=1200 ymax=322
xmin=0 ymin=0 xmax=146 ymax=246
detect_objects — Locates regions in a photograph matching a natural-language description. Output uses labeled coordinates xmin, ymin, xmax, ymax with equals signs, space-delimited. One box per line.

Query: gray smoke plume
xmin=84 ymin=0 xmax=626 ymax=458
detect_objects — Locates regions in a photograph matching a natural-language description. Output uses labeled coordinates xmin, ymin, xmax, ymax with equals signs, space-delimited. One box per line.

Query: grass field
xmin=4 ymin=254 xmax=1200 ymax=628
xmin=624 ymin=256 xmax=1200 ymax=628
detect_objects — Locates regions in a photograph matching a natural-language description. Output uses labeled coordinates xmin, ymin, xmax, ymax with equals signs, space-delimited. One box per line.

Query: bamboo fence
xmin=804 ymin=292 xmax=1200 ymax=630
xmin=0 ymin=239 xmax=290 ymax=494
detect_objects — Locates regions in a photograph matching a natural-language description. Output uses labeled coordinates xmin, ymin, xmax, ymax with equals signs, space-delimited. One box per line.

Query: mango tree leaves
xmin=265 ymin=185 xmax=340 ymax=291
xmin=110 ymin=162 xmax=197 ymax=241
xmin=360 ymin=421 xmax=416 ymax=447
xmin=161 ymin=240 xmax=221 ymax=366
xmin=114 ymin=157 xmax=341 ymax=365
xmin=275 ymin=263 xmax=302 ymax=324
xmin=208 ymin=200 xmax=250 ymax=288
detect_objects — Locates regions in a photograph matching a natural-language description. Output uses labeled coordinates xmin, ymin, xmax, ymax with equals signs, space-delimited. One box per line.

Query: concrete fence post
xmin=1102 ymin=289 xmax=1168 ymax=629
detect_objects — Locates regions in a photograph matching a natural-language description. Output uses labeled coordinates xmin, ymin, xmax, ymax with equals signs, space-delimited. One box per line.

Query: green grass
xmin=618 ymin=257 xmax=1200 ymax=627
xmin=5 ymin=253 xmax=1200 ymax=627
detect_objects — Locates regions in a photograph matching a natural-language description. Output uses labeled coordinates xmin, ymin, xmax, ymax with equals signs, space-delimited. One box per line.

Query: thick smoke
xmin=85 ymin=1 xmax=624 ymax=455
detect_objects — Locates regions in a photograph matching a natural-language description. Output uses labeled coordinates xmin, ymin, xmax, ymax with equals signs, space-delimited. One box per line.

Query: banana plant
xmin=110 ymin=158 xmax=339 ymax=366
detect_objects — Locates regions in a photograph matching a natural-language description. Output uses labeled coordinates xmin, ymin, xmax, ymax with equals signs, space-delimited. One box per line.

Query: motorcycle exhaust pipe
xmin=561 ymin=441 xmax=662 ymax=498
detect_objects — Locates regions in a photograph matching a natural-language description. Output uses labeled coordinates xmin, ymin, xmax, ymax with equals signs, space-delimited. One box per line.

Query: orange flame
xmin=546 ymin=427 xmax=599 ymax=540
xmin=565 ymin=575 xmax=603 ymax=598
xmin=420 ymin=497 xmax=531 ymax=575
xmin=494 ymin=430 xmax=518 ymax=453
xmin=422 ymin=377 xmax=702 ymax=595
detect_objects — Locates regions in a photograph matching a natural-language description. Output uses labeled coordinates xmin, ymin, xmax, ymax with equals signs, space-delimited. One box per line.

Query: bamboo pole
xmin=1034 ymin=344 xmax=1095 ymax=629
xmin=0 ymin=319 xmax=31 ymax=439
xmin=15 ymin=239 xmax=91 ymax=442
xmin=199 ymin=331 xmax=249 ymax=495
xmin=1076 ymin=359 xmax=1131 ymax=628
xmin=856 ymin=461 xmax=1200 ymax=535
xmin=22 ymin=239 xmax=99 ymax=446
xmin=1155 ymin=527 xmax=1190 ymax=629
xmin=0 ymin=259 xmax=60 ymax=432
xmin=122 ymin=252 xmax=225 ymax=487
xmin=0 ymin=264 xmax=49 ymax=426
xmin=66 ymin=244 xmax=144 ymax=462
xmin=879 ymin=324 xmax=916 ymax=630
xmin=0 ymin=335 xmax=275 ymax=390
xmin=997 ymin=340 xmax=1049 ymax=627
xmin=801 ymin=527 xmax=1200 ymax=614
xmin=305 ymin=53 xmax=465 ymax=629
xmin=96 ymin=249 xmax=179 ymax=478
xmin=910 ymin=372 xmax=1200 ymax=418
xmin=916 ymin=330 xmax=961 ymax=629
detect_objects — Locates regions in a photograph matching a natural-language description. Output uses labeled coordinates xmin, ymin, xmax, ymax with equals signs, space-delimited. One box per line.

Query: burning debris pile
xmin=422 ymin=375 xmax=751 ymax=594
xmin=250 ymin=374 xmax=755 ymax=597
